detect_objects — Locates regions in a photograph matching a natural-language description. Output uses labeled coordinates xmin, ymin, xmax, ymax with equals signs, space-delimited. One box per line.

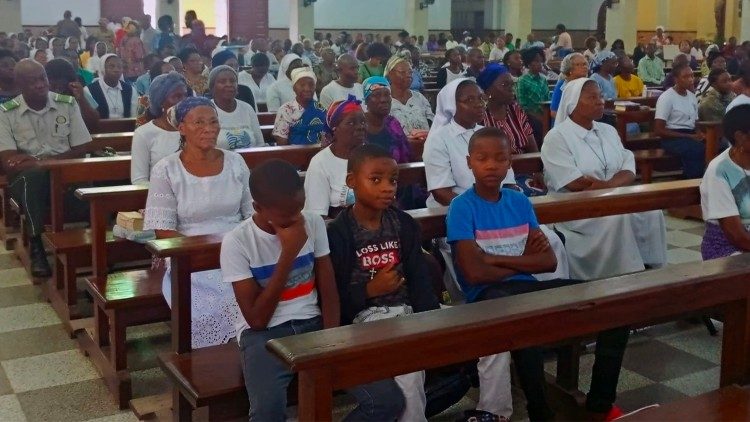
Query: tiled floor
xmin=0 ymin=215 xmax=723 ymax=421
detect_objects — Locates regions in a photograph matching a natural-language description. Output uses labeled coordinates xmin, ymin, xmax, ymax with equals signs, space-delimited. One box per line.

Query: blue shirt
xmin=446 ymin=187 xmax=539 ymax=302
xmin=410 ymin=68 xmax=424 ymax=91
xmin=550 ymin=79 xmax=565 ymax=114
xmin=134 ymin=73 xmax=151 ymax=96
xmin=590 ymin=72 xmax=617 ymax=100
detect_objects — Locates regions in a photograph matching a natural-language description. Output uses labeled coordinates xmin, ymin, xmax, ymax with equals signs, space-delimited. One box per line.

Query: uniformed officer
xmin=0 ymin=59 xmax=91 ymax=277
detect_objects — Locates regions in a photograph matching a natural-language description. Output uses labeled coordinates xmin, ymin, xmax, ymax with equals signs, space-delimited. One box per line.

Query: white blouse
xmin=213 ymin=99 xmax=265 ymax=150
xmin=143 ymin=150 xmax=252 ymax=236
xmin=130 ymin=120 xmax=181 ymax=185
xmin=238 ymin=71 xmax=276 ymax=105
xmin=390 ymin=90 xmax=435 ymax=135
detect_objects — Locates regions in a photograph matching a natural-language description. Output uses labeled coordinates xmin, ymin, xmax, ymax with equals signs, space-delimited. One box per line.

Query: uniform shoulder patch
xmin=53 ymin=93 xmax=75 ymax=104
xmin=0 ymin=98 xmax=20 ymax=112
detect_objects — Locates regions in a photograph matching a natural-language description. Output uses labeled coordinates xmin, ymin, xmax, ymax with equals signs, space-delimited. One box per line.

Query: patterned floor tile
xmin=2 ymin=349 xmax=100 ymax=393
xmin=621 ymin=340 xmax=716 ymax=382
xmin=544 ymin=352 xmax=654 ymax=394
xmin=0 ymin=285 xmax=44 ymax=308
xmin=658 ymin=327 xmax=722 ymax=365
xmin=615 ymin=384 xmax=688 ymax=412
xmin=0 ymin=254 xmax=22 ymax=269
xmin=0 ymin=268 xmax=31 ymax=288
xmin=682 ymin=225 xmax=707 ymax=237
xmin=664 ymin=217 xmax=705 ymax=231
xmin=125 ymin=330 xmax=171 ymax=372
xmin=0 ymin=303 xmax=60 ymax=333
xmin=0 ymin=365 xmax=12 ymax=395
xmin=0 ymin=394 xmax=26 ymax=422
xmin=663 ymin=366 xmax=720 ymax=396
xmin=666 ymin=230 xmax=704 ymax=248
xmin=0 ymin=324 xmax=78 ymax=361
xmin=130 ymin=367 xmax=171 ymax=399
xmin=16 ymin=379 xmax=121 ymax=421
xmin=666 ymin=247 xmax=703 ymax=265
xmin=82 ymin=411 xmax=139 ymax=422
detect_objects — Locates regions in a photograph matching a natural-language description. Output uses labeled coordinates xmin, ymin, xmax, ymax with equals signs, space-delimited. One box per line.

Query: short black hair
xmin=723 ymin=104 xmax=750 ymax=145
xmin=44 ymin=58 xmax=77 ymax=83
xmin=250 ymin=52 xmax=270 ymax=67
xmin=468 ymin=127 xmax=509 ymax=153
xmin=250 ymin=159 xmax=304 ymax=205
xmin=670 ymin=61 xmax=692 ymax=78
xmin=455 ymin=78 xmax=478 ymax=99
xmin=157 ymin=15 xmax=173 ymax=32
xmin=0 ymin=48 xmax=16 ymax=62
xmin=521 ymin=47 xmax=544 ymax=67
xmin=347 ymin=144 xmax=393 ymax=172
xmin=706 ymin=50 xmax=723 ymax=69
xmin=502 ymin=49 xmax=518 ymax=65
xmin=366 ymin=42 xmax=391 ymax=60
xmin=708 ymin=68 xmax=727 ymax=85
xmin=556 ymin=24 xmax=566 ymax=32
xmin=177 ymin=47 xmax=199 ymax=63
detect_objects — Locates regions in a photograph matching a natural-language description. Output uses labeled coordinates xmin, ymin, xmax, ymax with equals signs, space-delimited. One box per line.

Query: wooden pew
xmin=257 ymin=112 xmax=276 ymax=126
xmin=148 ymin=179 xmax=704 ymax=420
xmin=697 ymin=121 xmax=723 ymax=165
xmin=93 ymin=118 xmax=136 ymax=134
xmin=269 ymin=251 xmax=750 ymax=421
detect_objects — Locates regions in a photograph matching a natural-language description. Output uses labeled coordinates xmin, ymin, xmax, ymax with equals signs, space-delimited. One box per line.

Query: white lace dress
xmin=144 ymin=150 xmax=252 ymax=348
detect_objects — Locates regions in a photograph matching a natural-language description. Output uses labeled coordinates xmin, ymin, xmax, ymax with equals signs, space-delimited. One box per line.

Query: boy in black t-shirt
xmin=328 ymin=144 xmax=440 ymax=421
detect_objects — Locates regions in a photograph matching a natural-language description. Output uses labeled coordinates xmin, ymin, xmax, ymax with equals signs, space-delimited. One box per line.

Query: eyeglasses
xmin=184 ymin=119 xmax=220 ymax=128
xmin=457 ymin=95 xmax=488 ymax=107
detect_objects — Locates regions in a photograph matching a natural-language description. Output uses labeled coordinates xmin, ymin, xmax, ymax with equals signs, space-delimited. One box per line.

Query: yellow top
xmin=613 ymin=74 xmax=645 ymax=99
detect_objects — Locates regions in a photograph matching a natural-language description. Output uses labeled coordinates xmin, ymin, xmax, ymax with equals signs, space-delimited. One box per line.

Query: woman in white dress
xmin=541 ymin=78 xmax=667 ymax=280
xmin=130 ymin=72 xmax=187 ymax=185
xmin=385 ymin=55 xmax=434 ymax=139
xmin=238 ymin=52 xmax=276 ymax=108
xmin=143 ymin=96 xmax=252 ymax=348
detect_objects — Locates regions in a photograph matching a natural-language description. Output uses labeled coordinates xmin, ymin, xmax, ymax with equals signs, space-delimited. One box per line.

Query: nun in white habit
xmin=541 ymin=78 xmax=667 ymax=280
xmin=424 ymin=78 xmax=569 ymax=287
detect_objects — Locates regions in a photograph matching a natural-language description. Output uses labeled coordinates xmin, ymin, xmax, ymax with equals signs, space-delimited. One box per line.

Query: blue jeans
xmin=660 ymin=132 xmax=706 ymax=179
xmin=239 ymin=316 xmax=405 ymax=421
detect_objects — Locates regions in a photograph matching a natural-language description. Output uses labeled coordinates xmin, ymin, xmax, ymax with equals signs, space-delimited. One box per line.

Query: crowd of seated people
xmin=5 ymin=12 xmax=750 ymax=421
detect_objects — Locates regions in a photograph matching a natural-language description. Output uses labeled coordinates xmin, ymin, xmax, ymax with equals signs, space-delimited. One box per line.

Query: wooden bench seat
xmin=79 ymin=269 xmax=170 ymax=409
xmin=633 ymin=149 xmax=683 ymax=183
xmin=624 ymin=132 xmax=661 ymax=150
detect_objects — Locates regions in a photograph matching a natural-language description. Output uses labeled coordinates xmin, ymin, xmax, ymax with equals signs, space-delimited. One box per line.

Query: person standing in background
xmin=56 ymin=11 xmax=81 ymax=40
xmin=140 ymin=15 xmax=159 ymax=55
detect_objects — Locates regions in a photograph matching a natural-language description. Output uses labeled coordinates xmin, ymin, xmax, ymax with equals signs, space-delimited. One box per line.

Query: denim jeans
xmin=477 ymin=279 xmax=629 ymax=420
xmin=239 ymin=316 xmax=405 ymax=421
xmin=660 ymin=131 xmax=706 ymax=179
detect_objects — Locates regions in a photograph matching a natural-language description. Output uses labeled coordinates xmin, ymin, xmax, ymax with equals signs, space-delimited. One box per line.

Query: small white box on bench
xmin=116 ymin=211 xmax=144 ymax=232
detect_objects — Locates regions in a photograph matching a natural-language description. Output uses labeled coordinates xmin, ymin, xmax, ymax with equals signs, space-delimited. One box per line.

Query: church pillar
xmin=155 ymin=0 xmax=180 ymax=23
xmin=656 ymin=0 xmax=670 ymax=29
xmin=605 ymin=0 xmax=638 ymax=51
xmin=695 ymin=0 xmax=719 ymax=40
xmin=288 ymin=0 xmax=314 ymax=42
xmin=740 ymin=0 xmax=750 ymax=41
xmin=0 ymin=0 xmax=22 ymax=33
xmin=500 ymin=0 xmax=532 ymax=43
xmin=404 ymin=0 xmax=430 ymax=40
xmin=725 ymin=0 xmax=741 ymax=39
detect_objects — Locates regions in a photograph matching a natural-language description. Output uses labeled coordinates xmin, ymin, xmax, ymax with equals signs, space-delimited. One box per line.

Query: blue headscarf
xmin=211 ymin=49 xmax=236 ymax=68
xmin=590 ymin=50 xmax=617 ymax=73
xmin=476 ymin=63 xmax=509 ymax=91
xmin=148 ymin=71 xmax=187 ymax=117
xmin=362 ymin=76 xmax=390 ymax=101
xmin=168 ymin=96 xmax=215 ymax=127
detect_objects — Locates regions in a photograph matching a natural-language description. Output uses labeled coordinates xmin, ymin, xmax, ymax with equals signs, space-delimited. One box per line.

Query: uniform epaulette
xmin=0 ymin=98 xmax=20 ymax=112
xmin=53 ymin=93 xmax=75 ymax=104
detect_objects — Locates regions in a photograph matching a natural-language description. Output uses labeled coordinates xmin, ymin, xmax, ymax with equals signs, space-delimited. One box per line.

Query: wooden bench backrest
xmin=146 ymin=178 xmax=702 ymax=354
xmin=267 ymin=254 xmax=750 ymax=420
xmin=89 ymin=132 xmax=134 ymax=152
xmin=93 ymin=118 xmax=136 ymax=134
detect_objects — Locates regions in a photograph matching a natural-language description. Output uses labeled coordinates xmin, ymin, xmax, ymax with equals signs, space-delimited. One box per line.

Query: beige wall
xmin=0 ymin=0 xmax=23 ymax=33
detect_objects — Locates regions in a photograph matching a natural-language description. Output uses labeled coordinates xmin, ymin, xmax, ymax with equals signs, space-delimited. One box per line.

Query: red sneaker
xmin=603 ymin=405 xmax=624 ymax=421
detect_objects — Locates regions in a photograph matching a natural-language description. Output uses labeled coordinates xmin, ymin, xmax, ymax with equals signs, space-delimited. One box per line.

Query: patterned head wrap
xmin=476 ymin=63 xmax=509 ymax=91
xmin=590 ymin=50 xmax=617 ymax=73
xmin=384 ymin=54 xmax=408 ymax=77
xmin=326 ymin=95 xmax=363 ymax=130
xmin=211 ymin=49 xmax=236 ymax=68
xmin=148 ymin=71 xmax=188 ymax=117
xmin=208 ymin=64 xmax=236 ymax=92
xmin=362 ymin=76 xmax=390 ymax=101
xmin=167 ymin=96 xmax=216 ymax=127
xmin=291 ymin=66 xmax=316 ymax=86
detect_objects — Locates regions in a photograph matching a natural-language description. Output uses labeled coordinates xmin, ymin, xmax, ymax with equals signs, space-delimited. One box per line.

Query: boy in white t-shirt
xmin=220 ymin=159 xmax=404 ymax=421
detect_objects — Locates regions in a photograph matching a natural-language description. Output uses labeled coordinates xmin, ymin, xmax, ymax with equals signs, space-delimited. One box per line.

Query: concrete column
xmin=500 ymin=0 xmax=532 ymax=43
xmin=404 ymin=0 xmax=430 ymax=40
xmin=656 ymin=0 xmax=670 ymax=29
xmin=0 ymin=0 xmax=22 ymax=33
xmin=483 ymin=0 xmax=502 ymax=32
xmin=155 ymin=0 xmax=180 ymax=23
xmin=288 ymin=0 xmax=314 ymax=42
xmin=740 ymin=0 xmax=750 ymax=41
xmin=695 ymin=0 xmax=719 ymax=40
xmin=726 ymin=0 xmax=741 ymax=38
xmin=605 ymin=0 xmax=638 ymax=51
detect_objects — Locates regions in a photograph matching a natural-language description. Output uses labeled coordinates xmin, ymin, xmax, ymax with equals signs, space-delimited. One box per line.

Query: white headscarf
xmin=277 ymin=53 xmax=301 ymax=84
xmin=86 ymin=42 xmax=108 ymax=74
xmin=555 ymin=77 xmax=594 ymax=126
xmin=430 ymin=77 xmax=471 ymax=135
xmin=98 ymin=53 xmax=119 ymax=78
